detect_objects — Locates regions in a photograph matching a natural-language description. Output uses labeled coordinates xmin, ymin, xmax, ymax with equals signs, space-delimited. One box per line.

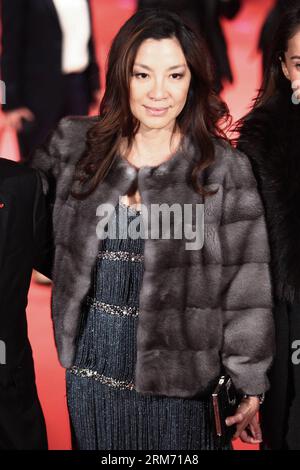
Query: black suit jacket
xmin=1 ymin=0 xmax=100 ymax=112
xmin=0 ymin=158 xmax=51 ymax=449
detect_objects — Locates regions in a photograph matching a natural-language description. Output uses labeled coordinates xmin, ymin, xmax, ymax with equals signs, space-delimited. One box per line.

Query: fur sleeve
xmin=31 ymin=115 xmax=95 ymax=203
xmin=30 ymin=117 xmax=72 ymax=204
xmin=219 ymin=147 xmax=275 ymax=394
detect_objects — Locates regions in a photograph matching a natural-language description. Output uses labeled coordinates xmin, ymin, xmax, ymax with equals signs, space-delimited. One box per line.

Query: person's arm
xmin=219 ymin=147 xmax=274 ymax=442
xmin=220 ymin=147 xmax=274 ymax=394
xmin=30 ymin=120 xmax=67 ymax=278
xmin=31 ymin=117 xmax=69 ymax=201
xmin=30 ymin=116 xmax=87 ymax=276
xmin=32 ymin=171 xmax=53 ymax=279
xmin=30 ymin=117 xmax=72 ymax=274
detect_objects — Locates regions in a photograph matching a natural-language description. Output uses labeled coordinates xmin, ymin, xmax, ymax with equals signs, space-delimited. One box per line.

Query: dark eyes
xmin=170 ymin=73 xmax=184 ymax=79
xmin=133 ymin=72 xmax=184 ymax=80
xmin=133 ymin=73 xmax=148 ymax=79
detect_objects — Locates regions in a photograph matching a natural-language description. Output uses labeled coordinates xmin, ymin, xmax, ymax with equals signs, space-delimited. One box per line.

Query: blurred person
xmin=33 ymin=10 xmax=273 ymax=450
xmin=137 ymin=0 xmax=241 ymax=93
xmin=185 ymin=0 xmax=241 ymax=93
xmin=1 ymin=0 xmax=101 ymax=163
xmin=0 ymin=158 xmax=52 ymax=449
xmin=238 ymin=6 xmax=300 ymax=450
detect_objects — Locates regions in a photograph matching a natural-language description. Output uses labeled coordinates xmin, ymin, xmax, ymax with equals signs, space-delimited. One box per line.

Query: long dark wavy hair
xmin=72 ymin=9 xmax=231 ymax=199
xmin=253 ymin=5 xmax=300 ymax=108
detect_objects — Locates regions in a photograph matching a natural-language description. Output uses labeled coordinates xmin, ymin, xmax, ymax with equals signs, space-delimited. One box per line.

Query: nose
xmin=148 ymin=79 xmax=168 ymax=101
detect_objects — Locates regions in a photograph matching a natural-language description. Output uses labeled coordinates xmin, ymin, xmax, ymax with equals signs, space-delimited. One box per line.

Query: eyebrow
xmin=133 ymin=63 xmax=187 ymax=71
xmin=291 ymin=55 xmax=300 ymax=60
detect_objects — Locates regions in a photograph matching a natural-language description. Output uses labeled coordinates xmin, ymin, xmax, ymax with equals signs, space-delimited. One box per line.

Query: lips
xmin=144 ymin=106 xmax=169 ymax=116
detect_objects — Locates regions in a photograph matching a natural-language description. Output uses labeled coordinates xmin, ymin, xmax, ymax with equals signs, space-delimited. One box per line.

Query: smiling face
xmin=129 ymin=37 xmax=192 ymax=132
xmin=281 ymin=29 xmax=300 ymax=83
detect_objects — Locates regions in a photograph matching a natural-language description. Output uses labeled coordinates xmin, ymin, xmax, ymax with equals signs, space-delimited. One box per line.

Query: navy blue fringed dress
xmin=66 ymin=202 xmax=231 ymax=450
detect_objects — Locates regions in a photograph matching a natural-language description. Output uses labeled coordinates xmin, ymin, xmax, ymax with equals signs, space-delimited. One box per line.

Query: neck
xmin=125 ymin=124 xmax=182 ymax=169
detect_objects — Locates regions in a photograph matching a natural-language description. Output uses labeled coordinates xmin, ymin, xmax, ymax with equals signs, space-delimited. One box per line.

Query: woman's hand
xmin=225 ymin=396 xmax=262 ymax=444
xmin=4 ymin=108 xmax=35 ymax=131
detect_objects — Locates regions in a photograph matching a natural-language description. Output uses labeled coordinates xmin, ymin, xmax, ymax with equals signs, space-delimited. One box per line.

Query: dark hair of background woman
xmin=72 ymin=9 xmax=231 ymax=199
xmin=254 ymin=5 xmax=300 ymax=108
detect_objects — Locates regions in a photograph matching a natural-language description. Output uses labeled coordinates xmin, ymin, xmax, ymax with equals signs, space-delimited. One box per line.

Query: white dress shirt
xmin=52 ymin=0 xmax=91 ymax=74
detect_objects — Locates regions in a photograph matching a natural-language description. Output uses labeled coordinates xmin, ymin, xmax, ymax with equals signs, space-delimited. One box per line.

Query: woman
xmin=1 ymin=0 xmax=101 ymax=163
xmin=238 ymin=7 xmax=300 ymax=450
xmin=258 ymin=0 xmax=299 ymax=74
xmin=33 ymin=10 xmax=273 ymax=450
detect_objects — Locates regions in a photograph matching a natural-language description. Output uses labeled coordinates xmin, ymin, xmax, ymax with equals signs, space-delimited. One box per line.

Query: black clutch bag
xmin=211 ymin=375 xmax=240 ymax=447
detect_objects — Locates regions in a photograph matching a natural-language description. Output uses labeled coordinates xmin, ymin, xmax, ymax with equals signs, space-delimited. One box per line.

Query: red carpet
xmin=2 ymin=0 xmax=275 ymax=450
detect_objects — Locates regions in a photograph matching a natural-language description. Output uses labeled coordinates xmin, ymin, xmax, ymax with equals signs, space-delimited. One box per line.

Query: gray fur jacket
xmin=33 ymin=116 xmax=274 ymax=398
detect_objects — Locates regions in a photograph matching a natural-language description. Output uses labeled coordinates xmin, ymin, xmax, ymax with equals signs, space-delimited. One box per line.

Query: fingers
xmin=225 ymin=399 xmax=253 ymax=427
xmin=234 ymin=418 xmax=250 ymax=439
xmin=225 ymin=398 xmax=262 ymax=444
xmin=239 ymin=429 xmax=262 ymax=445
xmin=225 ymin=412 xmax=244 ymax=427
xmin=21 ymin=108 xmax=35 ymax=121
xmin=249 ymin=415 xmax=262 ymax=442
xmin=231 ymin=413 xmax=262 ymax=445
xmin=6 ymin=108 xmax=35 ymax=131
xmin=239 ymin=421 xmax=262 ymax=444
xmin=234 ymin=420 xmax=261 ymax=442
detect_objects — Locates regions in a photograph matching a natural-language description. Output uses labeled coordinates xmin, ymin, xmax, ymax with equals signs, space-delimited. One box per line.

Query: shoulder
xmin=0 ymin=157 xmax=37 ymax=184
xmin=31 ymin=114 xmax=99 ymax=180
xmin=55 ymin=114 xmax=99 ymax=136
xmin=237 ymin=95 xmax=286 ymax=161
xmin=48 ymin=115 xmax=99 ymax=162
xmin=240 ymin=106 xmax=276 ymax=133
xmin=0 ymin=157 xmax=41 ymax=200
xmin=207 ymin=138 xmax=257 ymax=189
